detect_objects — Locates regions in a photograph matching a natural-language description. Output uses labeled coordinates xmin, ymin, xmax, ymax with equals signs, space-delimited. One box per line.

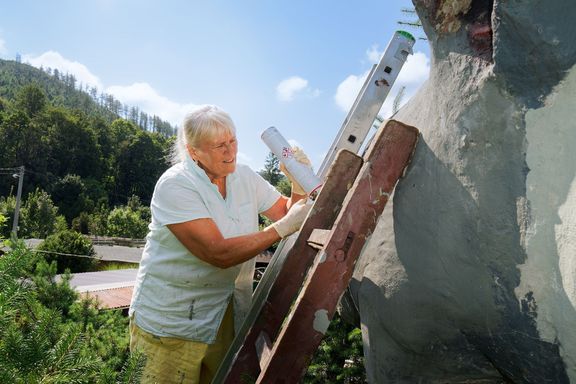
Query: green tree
xmin=43 ymin=107 xmax=102 ymax=179
xmin=126 ymin=195 xmax=151 ymax=222
xmin=0 ymin=213 xmax=6 ymax=239
xmin=15 ymin=83 xmax=47 ymax=116
xmin=20 ymin=188 xmax=66 ymax=238
xmin=50 ymin=174 xmax=90 ymax=224
xmin=305 ymin=313 xmax=366 ymax=383
xmin=0 ymin=110 xmax=50 ymax=196
xmin=86 ymin=204 xmax=110 ymax=236
xmin=106 ymin=204 xmax=149 ymax=239
xmin=0 ymin=110 xmax=48 ymax=194
xmin=109 ymin=118 xmax=139 ymax=148
xmin=258 ymin=152 xmax=283 ymax=186
xmin=36 ymin=229 xmax=97 ymax=273
xmin=115 ymin=130 xmax=169 ymax=204
xmin=0 ymin=196 xmax=16 ymax=239
xmin=32 ymin=258 xmax=78 ymax=317
xmin=0 ymin=241 xmax=145 ymax=383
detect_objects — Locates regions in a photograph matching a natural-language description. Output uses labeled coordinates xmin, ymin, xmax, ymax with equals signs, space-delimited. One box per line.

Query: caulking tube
xmin=261 ymin=126 xmax=323 ymax=198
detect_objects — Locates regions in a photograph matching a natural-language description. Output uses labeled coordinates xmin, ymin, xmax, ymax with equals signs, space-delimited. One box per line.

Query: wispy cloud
xmin=106 ymin=83 xmax=197 ymax=127
xmin=366 ymin=44 xmax=381 ymax=64
xmin=276 ymin=76 xmax=320 ymax=102
xmin=21 ymin=50 xmax=198 ymax=127
xmin=334 ymin=48 xmax=430 ymax=118
xmin=334 ymin=73 xmax=366 ymax=113
xmin=24 ymin=51 xmax=103 ymax=89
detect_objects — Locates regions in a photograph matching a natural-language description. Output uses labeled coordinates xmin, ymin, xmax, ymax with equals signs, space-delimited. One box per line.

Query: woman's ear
xmin=186 ymin=144 xmax=197 ymax=162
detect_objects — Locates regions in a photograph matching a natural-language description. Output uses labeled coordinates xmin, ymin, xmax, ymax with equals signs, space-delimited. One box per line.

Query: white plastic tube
xmin=261 ymin=126 xmax=322 ymax=196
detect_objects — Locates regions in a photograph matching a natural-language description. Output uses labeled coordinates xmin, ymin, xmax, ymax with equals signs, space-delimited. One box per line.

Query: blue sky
xmin=0 ymin=0 xmax=430 ymax=171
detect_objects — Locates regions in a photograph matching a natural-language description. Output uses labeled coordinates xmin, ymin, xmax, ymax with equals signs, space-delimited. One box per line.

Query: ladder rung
xmin=307 ymin=229 xmax=332 ymax=249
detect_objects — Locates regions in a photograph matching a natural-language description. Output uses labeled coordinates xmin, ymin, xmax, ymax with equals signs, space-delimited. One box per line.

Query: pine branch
xmin=117 ymin=350 xmax=146 ymax=384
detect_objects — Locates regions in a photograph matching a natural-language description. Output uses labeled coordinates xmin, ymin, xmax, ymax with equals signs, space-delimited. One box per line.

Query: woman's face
xmin=191 ymin=132 xmax=238 ymax=180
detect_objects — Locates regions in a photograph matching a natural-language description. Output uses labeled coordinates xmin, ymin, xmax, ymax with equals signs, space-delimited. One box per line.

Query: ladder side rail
xmin=317 ymin=31 xmax=415 ymax=179
xmin=257 ymin=120 xmax=420 ymax=383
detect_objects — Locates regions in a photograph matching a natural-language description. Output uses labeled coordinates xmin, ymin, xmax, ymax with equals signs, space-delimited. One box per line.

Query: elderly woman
xmin=129 ymin=105 xmax=311 ymax=384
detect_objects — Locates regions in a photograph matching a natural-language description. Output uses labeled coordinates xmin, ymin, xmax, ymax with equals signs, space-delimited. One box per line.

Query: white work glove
xmin=279 ymin=146 xmax=313 ymax=195
xmin=268 ymin=199 xmax=312 ymax=238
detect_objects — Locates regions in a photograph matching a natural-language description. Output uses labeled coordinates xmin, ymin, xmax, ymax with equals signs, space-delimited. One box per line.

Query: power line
xmin=31 ymin=248 xmax=102 ymax=260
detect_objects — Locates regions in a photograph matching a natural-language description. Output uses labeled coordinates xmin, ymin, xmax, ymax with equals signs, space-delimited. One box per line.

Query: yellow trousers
xmin=130 ymin=302 xmax=234 ymax=384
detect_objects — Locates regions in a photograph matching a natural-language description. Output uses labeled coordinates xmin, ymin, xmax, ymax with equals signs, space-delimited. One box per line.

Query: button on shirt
xmin=129 ymin=156 xmax=281 ymax=343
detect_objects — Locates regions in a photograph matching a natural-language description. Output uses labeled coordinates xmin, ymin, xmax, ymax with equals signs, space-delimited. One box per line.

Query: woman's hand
xmin=268 ymin=199 xmax=312 ymax=238
xmin=279 ymin=146 xmax=313 ymax=196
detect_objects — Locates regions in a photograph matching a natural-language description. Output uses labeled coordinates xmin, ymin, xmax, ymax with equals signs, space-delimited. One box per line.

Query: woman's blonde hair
xmin=171 ymin=105 xmax=236 ymax=165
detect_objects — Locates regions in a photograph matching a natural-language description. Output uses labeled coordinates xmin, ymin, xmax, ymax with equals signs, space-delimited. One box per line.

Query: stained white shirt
xmin=129 ymin=155 xmax=280 ymax=343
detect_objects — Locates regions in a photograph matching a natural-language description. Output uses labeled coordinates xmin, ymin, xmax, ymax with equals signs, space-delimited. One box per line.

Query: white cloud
xmin=276 ymin=76 xmax=320 ymax=102
xmin=22 ymin=50 xmax=196 ymax=127
xmin=334 ymin=50 xmax=430 ymax=119
xmin=24 ymin=51 xmax=103 ymax=89
xmin=366 ymin=44 xmax=381 ymax=64
xmin=397 ymin=52 xmax=430 ymax=84
xmin=106 ymin=82 xmax=197 ymax=127
xmin=334 ymin=71 xmax=370 ymax=113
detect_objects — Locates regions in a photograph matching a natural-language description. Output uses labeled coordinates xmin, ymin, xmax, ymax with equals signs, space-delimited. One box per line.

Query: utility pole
xmin=11 ymin=165 xmax=24 ymax=238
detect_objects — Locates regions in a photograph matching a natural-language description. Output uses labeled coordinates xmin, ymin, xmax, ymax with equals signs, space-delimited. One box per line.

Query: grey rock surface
xmin=344 ymin=0 xmax=576 ymax=382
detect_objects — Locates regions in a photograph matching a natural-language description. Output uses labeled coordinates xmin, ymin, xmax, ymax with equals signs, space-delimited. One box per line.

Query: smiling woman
xmin=188 ymin=134 xmax=238 ymax=194
xmin=128 ymin=104 xmax=313 ymax=384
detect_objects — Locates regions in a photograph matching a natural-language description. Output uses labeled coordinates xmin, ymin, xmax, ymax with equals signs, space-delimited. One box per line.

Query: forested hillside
xmin=0 ymin=58 xmax=175 ymax=136
xmin=0 ymin=58 xmax=174 ymax=239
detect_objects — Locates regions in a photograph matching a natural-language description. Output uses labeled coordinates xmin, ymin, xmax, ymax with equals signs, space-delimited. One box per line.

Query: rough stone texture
xmin=343 ymin=0 xmax=576 ymax=382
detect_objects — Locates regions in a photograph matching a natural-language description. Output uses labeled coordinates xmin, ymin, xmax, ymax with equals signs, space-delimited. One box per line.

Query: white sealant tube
xmin=261 ymin=126 xmax=323 ymax=196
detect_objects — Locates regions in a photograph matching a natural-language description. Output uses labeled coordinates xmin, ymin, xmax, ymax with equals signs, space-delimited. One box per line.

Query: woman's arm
xmin=168 ymin=217 xmax=280 ymax=269
xmin=167 ymin=195 xmax=309 ymax=269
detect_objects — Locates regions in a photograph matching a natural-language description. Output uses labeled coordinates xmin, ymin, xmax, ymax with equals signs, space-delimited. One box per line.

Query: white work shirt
xmin=129 ymin=155 xmax=281 ymax=343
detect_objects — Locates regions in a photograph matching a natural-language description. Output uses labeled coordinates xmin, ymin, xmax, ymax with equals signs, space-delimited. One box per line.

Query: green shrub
xmin=305 ymin=313 xmax=366 ymax=383
xmin=20 ymin=188 xmax=66 ymax=238
xmin=0 ymin=213 xmax=6 ymax=239
xmin=0 ymin=240 xmax=144 ymax=383
xmin=36 ymin=229 xmax=98 ymax=273
xmin=0 ymin=196 xmax=16 ymax=239
xmin=106 ymin=196 xmax=149 ymax=239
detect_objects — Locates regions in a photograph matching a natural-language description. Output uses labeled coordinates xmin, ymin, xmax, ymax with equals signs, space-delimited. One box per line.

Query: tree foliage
xmin=15 ymin=82 xmax=47 ymax=116
xmin=0 ymin=59 xmax=173 ymax=214
xmin=0 ymin=195 xmax=15 ymax=238
xmin=19 ymin=187 xmax=66 ymax=238
xmin=106 ymin=197 xmax=150 ymax=239
xmin=36 ymin=229 xmax=98 ymax=274
xmin=0 ymin=241 xmax=144 ymax=383
xmin=0 ymin=213 xmax=6 ymax=237
xmin=258 ymin=152 xmax=283 ymax=186
xmin=50 ymin=174 xmax=91 ymax=225
xmin=305 ymin=313 xmax=366 ymax=383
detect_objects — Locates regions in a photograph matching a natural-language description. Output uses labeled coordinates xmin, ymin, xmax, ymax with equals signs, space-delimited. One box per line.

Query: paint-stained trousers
xmin=129 ymin=302 xmax=234 ymax=384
